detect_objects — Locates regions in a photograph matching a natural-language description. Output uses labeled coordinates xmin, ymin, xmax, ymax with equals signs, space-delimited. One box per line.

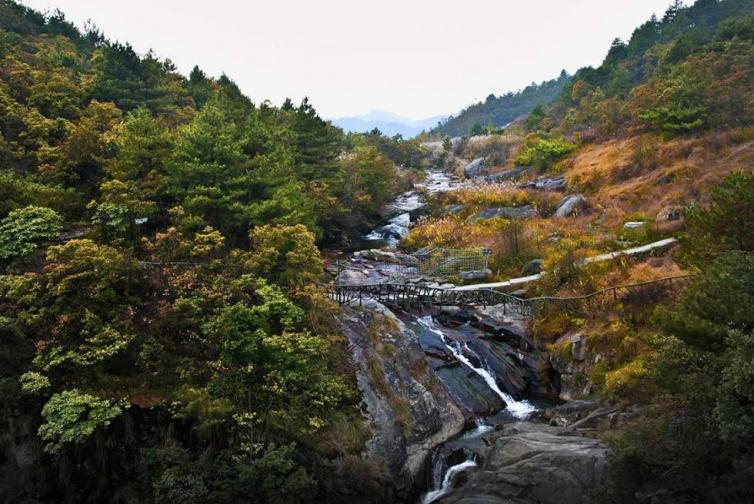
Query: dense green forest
xmin=0 ymin=1 xmax=423 ymax=501
xmin=431 ymin=71 xmax=570 ymax=137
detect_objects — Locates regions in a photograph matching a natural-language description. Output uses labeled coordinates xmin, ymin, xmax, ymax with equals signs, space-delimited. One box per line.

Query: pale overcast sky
xmin=22 ymin=0 xmax=673 ymax=119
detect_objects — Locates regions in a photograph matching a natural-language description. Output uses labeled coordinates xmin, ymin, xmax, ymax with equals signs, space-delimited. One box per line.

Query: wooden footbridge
xmin=332 ymin=238 xmax=687 ymax=315
xmin=331 ymin=275 xmax=691 ymax=316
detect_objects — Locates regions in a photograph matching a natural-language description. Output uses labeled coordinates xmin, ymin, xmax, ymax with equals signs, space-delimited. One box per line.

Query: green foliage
xmin=683 ymin=171 xmax=754 ymax=264
xmin=246 ymin=224 xmax=322 ymax=291
xmin=534 ymin=0 xmax=754 ymax=139
xmin=525 ymin=104 xmax=547 ymax=131
xmin=38 ymin=389 xmax=122 ymax=453
xmin=608 ymin=169 xmax=754 ymax=500
xmin=0 ymin=0 xmax=413 ymax=499
xmin=715 ymin=329 xmax=754 ymax=442
xmin=635 ymin=74 xmax=708 ymax=133
xmin=8 ymin=239 xmax=139 ymax=374
xmin=203 ymin=282 xmax=348 ymax=433
xmin=0 ymin=205 xmax=62 ymax=260
xmin=19 ymin=370 xmax=50 ymax=394
xmin=341 ymin=145 xmax=398 ymax=217
xmin=661 ymin=251 xmax=754 ymax=351
xmin=514 ymin=136 xmax=576 ymax=169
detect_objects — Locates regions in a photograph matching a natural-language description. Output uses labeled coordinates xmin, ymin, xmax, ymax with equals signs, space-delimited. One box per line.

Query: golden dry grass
xmin=565 ymin=128 xmax=754 ymax=228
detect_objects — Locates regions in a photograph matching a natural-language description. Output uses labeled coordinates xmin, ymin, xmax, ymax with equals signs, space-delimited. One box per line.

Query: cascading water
xmin=417 ymin=316 xmax=537 ymax=418
xmin=422 ymin=458 xmax=478 ymax=504
xmin=363 ymin=171 xmax=460 ymax=247
xmin=417 ymin=316 xmax=538 ymax=503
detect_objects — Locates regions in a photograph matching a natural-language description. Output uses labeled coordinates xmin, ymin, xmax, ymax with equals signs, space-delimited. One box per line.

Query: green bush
xmin=0 ymin=205 xmax=63 ymax=261
xmin=514 ymin=136 xmax=576 ymax=169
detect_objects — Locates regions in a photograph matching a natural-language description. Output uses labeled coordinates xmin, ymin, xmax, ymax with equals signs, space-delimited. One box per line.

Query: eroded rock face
xmin=549 ymin=332 xmax=595 ymax=400
xmin=337 ymin=300 xmax=466 ymax=499
xmin=439 ymin=305 xmax=558 ymax=401
xmin=440 ymin=422 xmax=608 ymax=504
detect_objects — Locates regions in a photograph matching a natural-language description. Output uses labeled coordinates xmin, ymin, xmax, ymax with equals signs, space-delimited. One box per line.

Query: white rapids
xmin=417 ymin=316 xmax=537 ymax=419
xmin=422 ymin=459 xmax=478 ymax=504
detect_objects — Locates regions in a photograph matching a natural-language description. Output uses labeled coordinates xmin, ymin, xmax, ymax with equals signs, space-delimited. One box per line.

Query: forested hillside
xmin=431 ymin=71 xmax=570 ymax=137
xmin=0 ymin=1 xmax=424 ymax=501
xmin=526 ymin=0 xmax=754 ymax=139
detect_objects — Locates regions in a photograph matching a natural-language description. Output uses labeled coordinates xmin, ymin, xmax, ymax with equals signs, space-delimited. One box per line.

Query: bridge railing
xmin=329 ymin=275 xmax=692 ymax=316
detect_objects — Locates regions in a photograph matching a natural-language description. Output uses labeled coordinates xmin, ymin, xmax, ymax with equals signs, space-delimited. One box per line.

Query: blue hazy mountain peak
xmin=331 ymin=110 xmax=447 ymax=137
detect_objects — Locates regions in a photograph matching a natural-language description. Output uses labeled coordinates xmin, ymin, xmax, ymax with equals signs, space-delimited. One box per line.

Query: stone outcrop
xmin=470 ymin=206 xmax=539 ymax=221
xmin=337 ymin=301 xmax=466 ymax=499
xmin=458 ymin=269 xmax=492 ymax=281
xmin=520 ymin=175 xmax=566 ymax=191
xmin=485 ymin=166 xmax=531 ymax=183
xmin=549 ymin=332 xmax=595 ymax=400
xmin=356 ymin=249 xmax=418 ymax=266
xmin=440 ymin=422 xmax=608 ymax=504
xmin=553 ymin=194 xmax=589 ymax=218
xmin=463 ymin=158 xmax=486 ymax=179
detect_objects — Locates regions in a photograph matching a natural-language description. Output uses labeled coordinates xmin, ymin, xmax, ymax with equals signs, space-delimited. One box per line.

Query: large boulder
xmin=459 ymin=269 xmax=492 ymax=281
xmin=521 ymin=258 xmax=544 ymax=276
xmin=463 ymin=158 xmax=486 ymax=179
xmin=359 ymin=249 xmax=419 ymax=266
xmin=440 ymin=422 xmax=608 ymax=504
xmin=553 ymin=194 xmax=589 ymax=218
xmin=549 ymin=332 xmax=594 ymax=400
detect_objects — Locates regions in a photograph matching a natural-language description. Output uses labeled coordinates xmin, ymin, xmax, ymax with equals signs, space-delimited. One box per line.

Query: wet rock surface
xmin=337 ymin=300 xmax=466 ymax=498
xmin=438 ymin=422 xmax=608 ymax=504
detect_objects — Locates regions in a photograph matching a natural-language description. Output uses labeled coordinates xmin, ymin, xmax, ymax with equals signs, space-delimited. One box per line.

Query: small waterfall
xmin=417 ymin=316 xmax=537 ymax=419
xmin=422 ymin=458 xmax=478 ymax=504
xmin=365 ymin=212 xmax=411 ymax=246
xmin=364 ymin=170 xmax=460 ymax=246
xmin=461 ymin=418 xmax=493 ymax=439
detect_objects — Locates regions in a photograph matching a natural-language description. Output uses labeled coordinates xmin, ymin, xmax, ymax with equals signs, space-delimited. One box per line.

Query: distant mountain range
xmin=331 ymin=110 xmax=447 ymax=137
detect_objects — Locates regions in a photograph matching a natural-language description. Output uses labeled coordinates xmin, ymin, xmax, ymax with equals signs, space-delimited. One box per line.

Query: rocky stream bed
xmin=333 ymin=170 xmax=614 ymax=503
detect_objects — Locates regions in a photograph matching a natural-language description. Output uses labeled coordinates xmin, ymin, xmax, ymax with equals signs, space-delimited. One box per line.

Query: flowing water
xmin=422 ymin=459 xmax=478 ymax=504
xmin=417 ymin=316 xmax=537 ymax=418
xmin=356 ymin=170 xmax=539 ymax=502
xmin=363 ymin=171 xmax=460 ymax=247
xmin=416 ymin=316 xmax=538 ymax=503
